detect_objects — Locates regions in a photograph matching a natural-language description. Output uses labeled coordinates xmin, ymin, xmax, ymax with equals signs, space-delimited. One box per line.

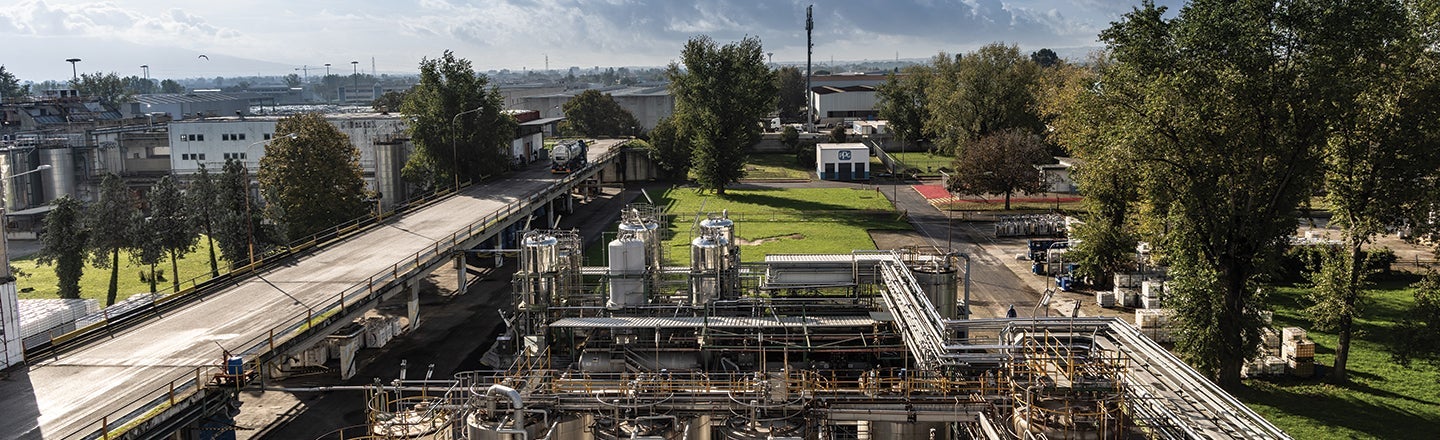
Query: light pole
xmin=451 ymin=106 xmax=485 ymax=193
xmin=1 ymin=165 xmax=53 ymax=283
xmin=65 ymin=58 xmax=81 ymax=80
xmin=351 ymin=61 xmax=359 ymax=88
xmin=140 ymin=65 xmax=150 ymax=92
xmin=239 ymin=134 xmax=297 ymax=266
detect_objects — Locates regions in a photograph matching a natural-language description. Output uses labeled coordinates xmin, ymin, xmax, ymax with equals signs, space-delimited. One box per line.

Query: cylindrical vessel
xmin=910 ymin=259 xmax=959 ymax=319
xmin=689 ymin=236 xmax=728 ymax=304
xmin=607 ymin=237 xmax=646 ymax=308
xmin=39 ymin=148 xmax=74 ymax=201
xmin=521 ymin=234 xmax=559 ymax=274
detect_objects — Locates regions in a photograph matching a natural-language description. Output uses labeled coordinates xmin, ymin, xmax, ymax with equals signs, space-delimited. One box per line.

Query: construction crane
xmin=294 ymin=65 xmax=313 ymax=84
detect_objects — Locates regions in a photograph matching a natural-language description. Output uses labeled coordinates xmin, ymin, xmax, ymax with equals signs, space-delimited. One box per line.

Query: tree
xmin=128 ymin=209 xmax=164 ymax=293
xmin=1390 ymin=270 xmax=1440 ymax=368
xmin=400 ymin=51 xmax=517 ymax=190
xmin=1 ymin=65 xmax=29 ymax=101
xmin=257 ymin=113 xmax=369 ymax=241
xmin=70 ymin=72 xmax=133 ymax=107
xmin=88 ymin=174 xmax=136 ymax=306
xmin=926 ymin=45 xmax=1043 ymax=155
xmin=1030 ymin=48 xmax=1060 ymax=67
xmin=1063 ymin=0 xmax=1327 ymax=388
xmin=149 ymin=175 xmax=197 ymax=292
xmin=160 ymin=79 xmax=184 ymax=94
xmin=561 ymin=89 xmax=641 ymax=137
xmin=36 ymin=196 xmax=87 ymax=299
xmin=371 ymin=90 xmax=408 ymax=113
xmin=875 ymin=66 xmax=933 ymax=149
xmin=121 ymin=75 xmax=155 ymax=95
xmin=946 ymin=130 xmax=1048 ymax=210
xmin=284 ymin=73 xmax=303 ymax=88
xmin=645 ymin=115 xmax=691 ymax=180
xmin=187 ymin=164 xmax=222 ymax=276
xmin=775 ymin=66 xmax=806 ymax=123
xmin=214 ymin=159 xmax=264 ymax=268
xmin=828 ymin=125 xmax=847 ymax=143
xmin=667 ymin=36 xmax=777 ymax=195
xmin=1299 ymin=0 xmax=1440 ymax=383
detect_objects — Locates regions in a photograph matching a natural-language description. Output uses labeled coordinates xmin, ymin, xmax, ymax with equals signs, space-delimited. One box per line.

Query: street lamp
xmin=1 ymin=165 xmax=53 ymax=283
xmin=351 ymin=61 xmax=359 ymax=88
xmin=239 ymin=134 xmax=297 ymax=266
xmin=65 ymin=58 xmax=81 ymax=80
xmin=451 ymin=106 xmax=486 ymax=193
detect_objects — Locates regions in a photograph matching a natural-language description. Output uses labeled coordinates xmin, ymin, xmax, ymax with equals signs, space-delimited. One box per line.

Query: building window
xmin=198 ymin=153 xmax=206 ymax=160
xmin=222 ymin=133 xmax=231 ymax=141
xmin=237 ymin=133 xmax=246 ymax=141
xmin=240 ymin=152 xmax=247 ymax=159
xmin=264 ymin=133 xmax=272 ymax=140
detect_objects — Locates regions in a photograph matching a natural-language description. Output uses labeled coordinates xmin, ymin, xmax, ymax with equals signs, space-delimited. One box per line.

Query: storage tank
xmin=618 ymin=217 xmax=661 ymax=267
xmin=521 ymin=233 xmax=559 ymax=274
xmin=690 ymin=235 xmax=728 ymax=305
xmin=374 ymin=142 xmax=406 ymax=211
xmin=38 ymin=148 xmax=74 ymax=201
xmin=699 ymin=215 xmax=735 ymax=252
xmin=607 ymin=236 xmax=646 ymax=308
xmin=910 ymin=259 xmax=959 ymax=319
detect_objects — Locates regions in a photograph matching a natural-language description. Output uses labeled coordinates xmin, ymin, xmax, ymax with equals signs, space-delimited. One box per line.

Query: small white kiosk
xmin=815 ymin=143 xmax=870 ymax=181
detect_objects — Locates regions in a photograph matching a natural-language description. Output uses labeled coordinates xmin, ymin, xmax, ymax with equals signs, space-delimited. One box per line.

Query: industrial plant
xmin=325 ymin=204 xmax=1284 ymax=440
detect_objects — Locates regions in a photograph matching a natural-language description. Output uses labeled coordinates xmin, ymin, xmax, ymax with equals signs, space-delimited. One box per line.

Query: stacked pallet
xmin=1114 ymin=273 xmax=1141 ymax=308
xmin=18 ymin=299 xmax=99 ymax=347
xmin=1140 ymin=281 xmax=1165 ymax=309
xmin=1135 ymin=309 xmax=1175 ymax=343
xmin=1096 ymin=290 xmax=1116 ymax=308
xmin=1282 ymin=327 xmax=1316 ymax=377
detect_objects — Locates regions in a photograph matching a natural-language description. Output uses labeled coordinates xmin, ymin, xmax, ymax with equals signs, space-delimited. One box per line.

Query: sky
xmin=1 ymin=0 xmax=1185 ymax=82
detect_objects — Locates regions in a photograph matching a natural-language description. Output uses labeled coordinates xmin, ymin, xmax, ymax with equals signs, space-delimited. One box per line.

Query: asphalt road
xmin=0 ymin=141 xmax=623 ymax=440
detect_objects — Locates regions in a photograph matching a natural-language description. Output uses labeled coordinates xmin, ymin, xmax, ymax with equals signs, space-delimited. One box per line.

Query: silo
xmin=38 ymin=148 xmax=74 ymax=200
xmin=689 ymin=235 xmax=728 ymax=305
xmin=373 ymin=141 xmax=406 ymax=211
xmin=910 ymin=258 xmax=959 ymax=319
xmin=607 ymin=236 xmax=646 ymax=308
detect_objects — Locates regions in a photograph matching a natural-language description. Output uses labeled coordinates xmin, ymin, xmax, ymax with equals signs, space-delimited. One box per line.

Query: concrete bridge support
xmin=455 ymin=253 xmax=469 ymax=296
xmin=407 ymin=281 xmax=420 ymax=326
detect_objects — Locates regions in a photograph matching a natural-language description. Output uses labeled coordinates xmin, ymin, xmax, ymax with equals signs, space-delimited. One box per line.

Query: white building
xmin=815 ymin=143 xmax=870 ymax=181
xmin=123 ymin=93 xmax=252 ymax=121
xmin=1 ymin=227 xmax=22 ymax=369
xmin=810 ymin=85 xmax=878 ymax=127
xmin=168 ymin=113 xmax=412 ymax=208
xmin=519 ymin=85 xmax=674 ymax=131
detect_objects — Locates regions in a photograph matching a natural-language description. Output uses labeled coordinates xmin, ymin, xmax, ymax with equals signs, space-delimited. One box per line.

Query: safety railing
xmin=61 ymin=145 xmax=625 ymax=440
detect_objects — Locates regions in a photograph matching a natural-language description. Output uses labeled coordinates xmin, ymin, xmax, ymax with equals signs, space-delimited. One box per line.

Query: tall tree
xmin=1300 ymin=0 xmax=1440 ymax=383
xmin=645 ymin=115 xmax=691 ymax=180
xmin=0 ymin=65 xmax=28 ymax=101
xmin=875 ymin=65 xmax=933 ymax=149
xmin=284 ymin=73 xmax=303 ymax=88
xmin=214 ymin=159 xmax=264 ymax=268
xmin=400 ymin=51 xmax=517 ymax=190
xmin=128 ymin=209 xmax=163 ymax=293
xmin=666 ymin=36 xmax=777 ymax=195
xmin=121 ymin=75 xmax=155 ymax=95
xmin=562 ymin=89 xmax=641 ymax=137
xmin=88 ymin=174 xmax=136 ymax=306
xmin=926 ymin=45 xmax=1044 ymax=155
xmin=187 ymin=164 xmax=222 ymax=276
xmin=35 ymin=196 xmax=87 ymax=299
xmin=774 ymin=66 xmax=807 ymax=123
xmin=70 ymin=72 xmax=133 ymax=107
xmin=371 ymin=90 xmax=408 ymax=113
xmin=159 ymin=79 xmax=184 ymax=94
xmin=946 ymin=129 xmax=1049 ymax=210
xmin=1068 ymin=0 xmax=1326 ymax=388
xmin=257 ymin=113 xmax=369 ymax=241
xmin=149 ymin=175 xmax=198 ymax=292
xmin=1030 ymin=48 xmax=1061 ymax=67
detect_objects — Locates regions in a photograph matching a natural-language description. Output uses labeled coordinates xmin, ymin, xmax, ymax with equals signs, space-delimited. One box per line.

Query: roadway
xmin=0 ymin=140 xmax=623 ymax=440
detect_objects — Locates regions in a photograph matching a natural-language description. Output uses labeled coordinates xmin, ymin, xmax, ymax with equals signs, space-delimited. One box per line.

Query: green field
xmin=14 ymin=236 xmax=227 ymax=304
xmin=632 ymin=186 xmax=909 ymax=266
xmin=890 ymin=151 xmax=954 ymax=174
xmin=1238 ymin=277 xmax=1440 ymax=439
xmin=742 ymin=154 xmax=813 ymax=180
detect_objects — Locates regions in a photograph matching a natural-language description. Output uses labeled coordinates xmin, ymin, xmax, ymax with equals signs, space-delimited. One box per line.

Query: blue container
xmin=1031 ymin=263 xmax=1044 ymax=275
xmin=225 ymin=356 xmax=244 ymax=375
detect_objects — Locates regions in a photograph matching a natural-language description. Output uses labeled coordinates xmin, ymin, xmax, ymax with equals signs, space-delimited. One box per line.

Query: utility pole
xmin=805 ymin=5 xmax=814 ymax=133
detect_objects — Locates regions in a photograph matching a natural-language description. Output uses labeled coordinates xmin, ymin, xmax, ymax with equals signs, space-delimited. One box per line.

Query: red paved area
xmin=913 ymin=185 xmax=952 ymax=199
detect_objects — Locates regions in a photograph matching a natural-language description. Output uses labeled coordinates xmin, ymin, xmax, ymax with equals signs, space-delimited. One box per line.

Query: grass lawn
xmin=14 ymin=236 xmax=228 ymax=304
xmin=890 ymin=151 xmax=954 ymax=174
xmin=742 ymin=154 xmax=813 ymax=180
xmin=937 ymin=194 xmax=1086 ymax=212
xmin=1236 ymin=276 xmax=1440 ymax=440
xmin=592 ymin=186 xmax=909 ymax=267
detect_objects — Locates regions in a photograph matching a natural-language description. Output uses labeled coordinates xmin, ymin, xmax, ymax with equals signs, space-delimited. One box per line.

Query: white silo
xmin=607 ymin=235 xmax=647 ymax=308
xmin=690 ymin=235 xmax=729 ymax=304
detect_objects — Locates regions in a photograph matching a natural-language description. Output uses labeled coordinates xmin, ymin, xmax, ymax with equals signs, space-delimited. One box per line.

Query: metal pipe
xmin=486 ymin=384 xmax=525 ymax=429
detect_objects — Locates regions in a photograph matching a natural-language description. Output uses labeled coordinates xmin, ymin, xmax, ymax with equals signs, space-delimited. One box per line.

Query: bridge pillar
xmin=566 ymin=190 xmax=574 ymax=213
xmin=455 ymin=253 xmax=468 ymax=296
xmin=547 ymin=197 xmax=556 ymax=228
xmin=407 ymin=281 xmax=420 ymax=327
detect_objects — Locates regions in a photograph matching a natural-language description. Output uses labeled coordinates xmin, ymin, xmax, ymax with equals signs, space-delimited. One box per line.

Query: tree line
xmin=35 ymin=113 xmax=370 ymax=306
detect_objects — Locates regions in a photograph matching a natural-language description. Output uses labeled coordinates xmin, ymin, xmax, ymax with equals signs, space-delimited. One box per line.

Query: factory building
xmin=519 ymin=84 xmax=674 ymax=131
xmin=121 ymin=93 xmax=251 ymax=121
xmin=815 ymin=142 xmax=871 ymax=181
xmin=809 ymin=85 xmax=878 ymax=127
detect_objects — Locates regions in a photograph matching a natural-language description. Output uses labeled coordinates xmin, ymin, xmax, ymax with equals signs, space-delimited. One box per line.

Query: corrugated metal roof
xmin=134 ymin=93 xmax=248 ymax=105
xmin=549 ymin=315 xmax=878 ymax=329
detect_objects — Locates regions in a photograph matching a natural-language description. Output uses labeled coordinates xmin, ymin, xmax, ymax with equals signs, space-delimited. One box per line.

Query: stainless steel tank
xmin=38 ymin=148 xmax=74 ymax=201
xmin=909 ymin=258 xmax=959 ymax=319
xmin=521 ymin=233 xmax=559 ymax=274
xmin=689 ymin=235 xmax=728 ymax=305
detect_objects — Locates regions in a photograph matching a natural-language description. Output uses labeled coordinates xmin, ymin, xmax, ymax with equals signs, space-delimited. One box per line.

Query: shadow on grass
xmin=1238 ymin=379 xmax=1440 ymax=440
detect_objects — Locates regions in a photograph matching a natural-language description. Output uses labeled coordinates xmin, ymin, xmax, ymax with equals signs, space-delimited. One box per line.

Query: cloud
xmin=0 ymin=1 xmax=241 ymax=45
